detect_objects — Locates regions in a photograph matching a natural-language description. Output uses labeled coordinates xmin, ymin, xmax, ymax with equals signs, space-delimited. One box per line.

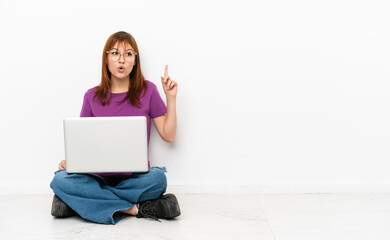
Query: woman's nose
xmin=118 ymin=53 xmax=125 ymax=62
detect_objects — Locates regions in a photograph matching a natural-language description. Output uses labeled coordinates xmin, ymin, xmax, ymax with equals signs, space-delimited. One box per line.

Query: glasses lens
xmin=125 ymin=51 xmax=136 ymax=61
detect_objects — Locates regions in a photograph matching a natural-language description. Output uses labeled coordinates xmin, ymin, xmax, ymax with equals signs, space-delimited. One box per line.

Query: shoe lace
xmin=139 ymin=201 xmax=161 ymax=222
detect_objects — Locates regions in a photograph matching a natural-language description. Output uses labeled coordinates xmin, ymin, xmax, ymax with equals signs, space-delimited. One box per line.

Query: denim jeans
xmin=49 ymin=166 xmax=167 ymax=225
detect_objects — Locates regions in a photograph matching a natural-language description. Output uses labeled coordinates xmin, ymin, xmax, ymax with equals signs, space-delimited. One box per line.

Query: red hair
xmin=93 ymin=31 xmax=148 ymax=107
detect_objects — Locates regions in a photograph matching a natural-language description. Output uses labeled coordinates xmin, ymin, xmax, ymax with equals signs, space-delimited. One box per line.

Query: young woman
xmin=49 ymin=31 xmax=180 ymax=225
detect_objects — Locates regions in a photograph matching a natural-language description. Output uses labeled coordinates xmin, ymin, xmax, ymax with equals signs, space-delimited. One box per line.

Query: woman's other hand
xmin=59 ymin=160 xmax=66 ymax=170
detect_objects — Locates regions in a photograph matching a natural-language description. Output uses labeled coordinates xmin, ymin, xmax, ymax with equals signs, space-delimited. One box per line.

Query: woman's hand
xmin=59 ymin=160 xmax=66 ymax=170
xmin=161 ymin=65 xmax=178 ymax=99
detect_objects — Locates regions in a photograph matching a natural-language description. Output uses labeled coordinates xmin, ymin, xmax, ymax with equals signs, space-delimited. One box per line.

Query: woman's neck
xmin=110 ymin=76 xmax=130 ymax=93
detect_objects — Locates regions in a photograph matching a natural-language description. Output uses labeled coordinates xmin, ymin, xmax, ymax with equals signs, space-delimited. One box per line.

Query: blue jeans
xmin=49 ymin=166 xmax=168 ymax=225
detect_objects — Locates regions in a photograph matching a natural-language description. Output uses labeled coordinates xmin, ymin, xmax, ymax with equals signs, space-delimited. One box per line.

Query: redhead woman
xmin=49 ymin=31 xmax=180 ymax=224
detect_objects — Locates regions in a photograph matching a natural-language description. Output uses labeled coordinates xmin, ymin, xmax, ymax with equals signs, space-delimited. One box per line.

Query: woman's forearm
xmin=163 ymin=97 xmax=177 ymax=142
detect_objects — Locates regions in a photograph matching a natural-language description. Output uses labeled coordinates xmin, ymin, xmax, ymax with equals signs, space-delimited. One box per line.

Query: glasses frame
xmin=106 ymin=50 xmax=137 ymax=62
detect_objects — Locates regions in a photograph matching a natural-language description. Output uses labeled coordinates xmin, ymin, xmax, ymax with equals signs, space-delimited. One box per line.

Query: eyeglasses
xmin=106 ymin=50 xmax=137 ymax=62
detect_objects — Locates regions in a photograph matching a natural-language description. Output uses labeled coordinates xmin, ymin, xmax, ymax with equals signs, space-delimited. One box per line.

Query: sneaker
xmin=51 ymin=194 xmax=77 ymax=218
xmin=136 ymin=193 xmax=181 ymax=222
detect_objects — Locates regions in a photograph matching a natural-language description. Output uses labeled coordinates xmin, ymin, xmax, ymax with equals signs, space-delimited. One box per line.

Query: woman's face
xmin=106 ymin=42 xmax=136 ymax=81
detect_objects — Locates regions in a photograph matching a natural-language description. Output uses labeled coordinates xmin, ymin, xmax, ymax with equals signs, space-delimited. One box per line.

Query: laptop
xmin=63 ymin=116 xmax=148 ymax=173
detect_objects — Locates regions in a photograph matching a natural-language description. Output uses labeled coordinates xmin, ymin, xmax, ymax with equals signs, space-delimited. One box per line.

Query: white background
xmin=0 ymin=0 xmax=389 ymax=193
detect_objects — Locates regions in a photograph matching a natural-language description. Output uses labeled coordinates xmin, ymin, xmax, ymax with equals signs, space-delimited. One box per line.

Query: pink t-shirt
xmin=80 ymin=80 xmax=167 ymax=180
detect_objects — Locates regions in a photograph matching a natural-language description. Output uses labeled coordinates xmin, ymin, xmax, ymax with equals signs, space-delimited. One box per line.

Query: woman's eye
xmin=125 ymin=52 xmax=133 ymax=56
xmin=111 ymin=51 xmax=118 ymax=55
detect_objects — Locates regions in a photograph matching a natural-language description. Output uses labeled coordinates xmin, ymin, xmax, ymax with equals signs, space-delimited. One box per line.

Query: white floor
xmin=1 ymin=193 xmax=390 ymax=240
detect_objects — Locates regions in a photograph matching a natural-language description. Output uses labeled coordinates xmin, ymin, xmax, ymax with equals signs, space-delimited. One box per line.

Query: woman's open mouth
xmin=118 ymin=66 xmax=125 ymax=72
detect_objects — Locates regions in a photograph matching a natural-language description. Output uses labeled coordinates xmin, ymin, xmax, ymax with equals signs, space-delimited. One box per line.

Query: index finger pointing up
xmin=164 ymin=64 xmax=168 ymax=78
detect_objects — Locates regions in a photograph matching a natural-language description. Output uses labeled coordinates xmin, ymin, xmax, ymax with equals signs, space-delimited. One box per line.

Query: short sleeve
xmin=149 ymin=83 xmax=167 ymax=118
xmin=80 ymin=91 xmax=93 ymax=117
